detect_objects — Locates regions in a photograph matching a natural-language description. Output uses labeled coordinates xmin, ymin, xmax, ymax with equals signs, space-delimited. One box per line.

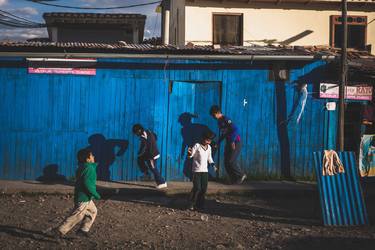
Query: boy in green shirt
xmin=56 ymin=148 xmax=101 ymax=237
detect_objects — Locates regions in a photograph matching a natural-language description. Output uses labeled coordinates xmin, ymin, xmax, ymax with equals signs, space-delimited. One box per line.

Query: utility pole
xmin=338 ymin=0 xmax=347 ymax=151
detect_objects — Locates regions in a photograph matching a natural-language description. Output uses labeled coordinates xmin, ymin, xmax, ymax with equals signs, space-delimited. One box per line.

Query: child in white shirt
xmin=187 ymin=131 xmax=216 ymax=210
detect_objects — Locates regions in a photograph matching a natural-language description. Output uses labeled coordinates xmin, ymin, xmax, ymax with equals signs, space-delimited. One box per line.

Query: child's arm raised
xmin=187 ymin=144 xmax=199 ymax=158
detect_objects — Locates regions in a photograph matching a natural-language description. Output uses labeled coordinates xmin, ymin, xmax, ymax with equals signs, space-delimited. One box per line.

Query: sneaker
xmin=156 ymin=182 xmax=167 ymax=189
xmin=188 ymin=204 xmax=195 ymax=211
xmin=76 ymin=229 xmax=90 ymax=238
xmin=238 ymin=174 xmax=247 ymax=184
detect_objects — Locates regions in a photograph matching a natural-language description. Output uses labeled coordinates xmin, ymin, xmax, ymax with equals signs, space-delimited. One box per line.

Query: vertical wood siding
xmin=0 ymin=59 xmax=335 ymax=180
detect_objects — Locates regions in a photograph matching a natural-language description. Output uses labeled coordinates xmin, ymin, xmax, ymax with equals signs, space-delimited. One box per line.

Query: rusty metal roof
xmin=0 ymin=41 xmax=372 ymax=58
xmin=0 ymin=41 xmax=374 ymax=76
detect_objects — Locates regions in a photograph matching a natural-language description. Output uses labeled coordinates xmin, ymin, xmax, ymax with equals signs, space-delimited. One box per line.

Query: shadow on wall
xmin=86 ymin=134 xmax=128 ymax=181
xmin=178 ymin=112 xmax=216 ymax=180
xmin=275 ymin=81 xmax=291 ymax=179
xmin=295 ymin=63 xmax=336 ymax=98
xmin=274 ymin=64 xmax=332 ymax=179
xmin=36 ymin=164 xmax=67 ymax=183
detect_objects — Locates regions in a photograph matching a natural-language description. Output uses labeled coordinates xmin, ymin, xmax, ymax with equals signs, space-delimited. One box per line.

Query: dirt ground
xmin=0 ymin=191 xmax=374 ymax=250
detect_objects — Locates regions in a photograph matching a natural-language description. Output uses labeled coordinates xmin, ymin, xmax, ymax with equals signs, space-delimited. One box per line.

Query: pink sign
xmin=319 ymin=83 xmax=373 ymax=101
xmin=28 ymin=67 xmax=96 ymax=75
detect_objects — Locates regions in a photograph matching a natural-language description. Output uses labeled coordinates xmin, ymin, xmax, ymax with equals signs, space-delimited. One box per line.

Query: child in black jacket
xmin=133 ymin=124 xmax=167 ymax=189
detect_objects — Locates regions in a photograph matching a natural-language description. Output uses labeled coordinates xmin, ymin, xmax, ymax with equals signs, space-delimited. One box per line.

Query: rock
xmin=236 ymin=243 xmax=245 ymax=249
xmin=200 ymin=215 xmax=208 ymax=222
xmin=216 ymin=244 xmax=226 ymax=249
xmin=270 ymin=232 xmax=278 ymax=238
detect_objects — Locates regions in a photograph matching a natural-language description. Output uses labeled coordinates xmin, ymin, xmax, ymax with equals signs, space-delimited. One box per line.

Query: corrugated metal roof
xmin=0 ymin=41 xmax=373 ymax=58
xmin=0 ymin=41 xmax=375 ymax=75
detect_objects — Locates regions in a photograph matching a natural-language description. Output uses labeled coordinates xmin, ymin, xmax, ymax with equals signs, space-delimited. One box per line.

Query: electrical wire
xmin=0 ymin=10 xmax=41 ymax=25
xmin=0 ymin=10 xmax=45 ymax=28
xmin=28 ymin=0 xmax=161 ymax=10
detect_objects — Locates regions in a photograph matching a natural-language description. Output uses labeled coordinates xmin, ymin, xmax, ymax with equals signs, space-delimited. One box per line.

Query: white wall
xmin=185 ymin=6 xmax=375 ymax=54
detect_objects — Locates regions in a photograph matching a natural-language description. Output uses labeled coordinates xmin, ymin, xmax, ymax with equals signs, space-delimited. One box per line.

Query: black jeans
xmin=224 ymin=141 xmax=244 ymax=183
xmin=137 ymin=157 xmax=165 ymax=185
xmin=190 ymin=172 xmax=208 ymax=209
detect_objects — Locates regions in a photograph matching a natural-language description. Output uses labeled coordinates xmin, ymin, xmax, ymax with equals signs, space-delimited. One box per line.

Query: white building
xmin=161 ymin=0 xmax=375 ymax=54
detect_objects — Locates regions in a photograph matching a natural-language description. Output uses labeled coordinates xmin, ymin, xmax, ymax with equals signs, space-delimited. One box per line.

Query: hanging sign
xmin=319 ymin=83 xmax=373 ymax=101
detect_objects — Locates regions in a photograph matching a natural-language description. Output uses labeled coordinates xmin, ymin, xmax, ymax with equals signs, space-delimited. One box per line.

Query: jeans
xmin=137 ymin=157 xmax=165 ymax=185
xmin=224 ymin=141 xmax=244 ymax=183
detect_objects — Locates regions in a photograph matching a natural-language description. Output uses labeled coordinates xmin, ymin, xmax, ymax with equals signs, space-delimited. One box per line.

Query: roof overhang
xmin=0 ymin=51 xmax=337 ymax=61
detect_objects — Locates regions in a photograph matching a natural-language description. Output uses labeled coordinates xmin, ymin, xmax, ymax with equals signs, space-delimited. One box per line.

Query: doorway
xmin=344 ymin=102 xmax=362 ymax=153
xmin=165 ymin=81 xmax=221 ymax=180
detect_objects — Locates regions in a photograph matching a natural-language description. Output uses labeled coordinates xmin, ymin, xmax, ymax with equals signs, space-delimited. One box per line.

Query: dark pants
xmin=137 ymin=157 xmax=165 ymax=185
xmin=224 ymin=141 xmax=244 ymax=183
xmin=190 ymin=172 xmax=208 ymax=209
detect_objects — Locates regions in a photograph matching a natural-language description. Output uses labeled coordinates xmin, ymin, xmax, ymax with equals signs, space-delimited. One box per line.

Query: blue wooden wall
xmin=0 ymin=58 xmax=337 ymax=180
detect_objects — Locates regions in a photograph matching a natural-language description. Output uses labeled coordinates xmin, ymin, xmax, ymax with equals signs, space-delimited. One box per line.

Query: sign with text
xmin=28 ymin=67 xmax=96 ymax=75
xmin=319 ymin=83 xmax=373 ymax=101
xmin=27 ymin=58 xmax=96 ymax=76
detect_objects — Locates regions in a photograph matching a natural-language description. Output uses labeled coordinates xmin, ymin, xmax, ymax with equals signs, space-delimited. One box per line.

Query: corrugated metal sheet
xmin=313 ymin=151 xmax=369 ymax=226
xmin=0 ymin=58 xmax=337 ymax=180
xmin=0 ymin=41 xmax=372 ymax=60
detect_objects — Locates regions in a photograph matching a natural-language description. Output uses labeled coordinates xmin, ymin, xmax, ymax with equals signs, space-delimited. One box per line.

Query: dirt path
xmin=0 ymin=193 xmax=374 ymax=249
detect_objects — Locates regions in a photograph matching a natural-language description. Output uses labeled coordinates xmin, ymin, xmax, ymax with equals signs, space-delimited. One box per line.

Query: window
xmin=213 ymin=14 xmax=243 ymax=46
xmin=330 ymin=15 xmax=367 ymax=50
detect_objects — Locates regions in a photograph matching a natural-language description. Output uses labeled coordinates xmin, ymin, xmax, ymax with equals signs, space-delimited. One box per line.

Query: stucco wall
xmin=185 ymin=6 xmax=375 ymax=54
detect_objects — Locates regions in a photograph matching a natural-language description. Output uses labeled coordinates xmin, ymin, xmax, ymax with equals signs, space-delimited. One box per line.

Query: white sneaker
xmin=239 ymin=174 xmax=247 ymax=184
xmin=156 ymin=183 xmax=167 ymax=189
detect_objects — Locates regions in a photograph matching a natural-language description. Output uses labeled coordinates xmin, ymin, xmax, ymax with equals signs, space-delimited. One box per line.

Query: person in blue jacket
xmin=210 ymin=105 xmax=246 ymax=184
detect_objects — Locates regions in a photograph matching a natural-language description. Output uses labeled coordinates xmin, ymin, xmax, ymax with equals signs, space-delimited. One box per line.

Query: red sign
xmin=319 ymin=83 xmax=373 ymax=101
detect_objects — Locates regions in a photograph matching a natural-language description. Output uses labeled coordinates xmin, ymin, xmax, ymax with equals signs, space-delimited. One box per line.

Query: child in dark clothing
xmin=210 ymin=105 xmax=247 ymax=184
xmin=55 ymin=148 xmax=101 ymax=237
xmin=187 ymin=131 xmax=216 ymax=210
xmin=132 ymin=124 xmax=167 ymax=189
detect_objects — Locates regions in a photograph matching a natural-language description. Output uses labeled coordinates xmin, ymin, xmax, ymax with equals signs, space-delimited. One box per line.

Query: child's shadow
xmin=36 ymin=164 xmax=67 ymax=184
xmin=0 ymin=225 xmax=56 ymax=243
xmin=86 ymin=134 xmax=128 ymax=181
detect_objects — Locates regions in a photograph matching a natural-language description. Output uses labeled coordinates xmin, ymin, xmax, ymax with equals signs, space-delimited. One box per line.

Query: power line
xmin=0 ymin=10 xmax=40 ymax=25
xmin=28 ymin=0 xmax=162 ymax=10
xmin=0 ymin=10 xmax=45 ymax=28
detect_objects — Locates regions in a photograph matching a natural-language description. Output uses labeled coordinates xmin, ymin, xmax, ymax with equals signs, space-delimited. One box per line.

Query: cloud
xmin=80 ymin=0 xmax=98 ymax=3
xmin=0 ymin=0 xmax=7 ymax=7
xmin=0 ymin=28 xmax=48 ymax=41
xmin=12 ymin=7 xmax=39 ymax=16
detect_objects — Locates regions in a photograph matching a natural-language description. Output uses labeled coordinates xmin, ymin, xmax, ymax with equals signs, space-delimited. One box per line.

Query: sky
xmin=0 ymin=0 xmax=161 ymax=41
